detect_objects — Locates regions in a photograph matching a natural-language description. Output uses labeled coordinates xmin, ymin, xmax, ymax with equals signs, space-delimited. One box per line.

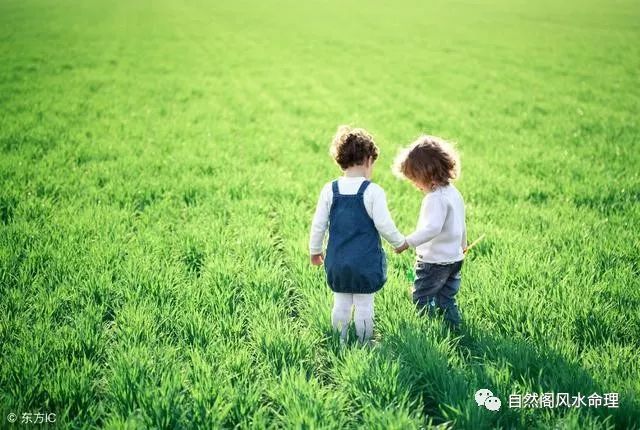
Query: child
xmin=393 ymin=135 xmax=467 ymax=330
xmin=309 ymin=126 xmax=405 ymax=344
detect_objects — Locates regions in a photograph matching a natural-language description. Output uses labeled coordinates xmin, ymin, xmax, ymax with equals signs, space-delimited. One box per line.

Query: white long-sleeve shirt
xmin=406 ymin=184 xmax=466 ymax=264
xmin=309 ymin=176 xmax=405 ymax=255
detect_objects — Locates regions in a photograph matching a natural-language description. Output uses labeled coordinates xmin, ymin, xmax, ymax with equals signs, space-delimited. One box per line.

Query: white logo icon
xmin=484 ymin=396 xmax=501 ymax=411
xmin=475 ymin=388 xmax=501 ymax=411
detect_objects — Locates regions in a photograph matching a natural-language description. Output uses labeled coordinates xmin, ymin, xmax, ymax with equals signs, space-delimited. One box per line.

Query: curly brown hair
xmin=329 ymin=125 xmax=379 ymax=170
xmin=392 ymin=135 xmax=460 ymax=187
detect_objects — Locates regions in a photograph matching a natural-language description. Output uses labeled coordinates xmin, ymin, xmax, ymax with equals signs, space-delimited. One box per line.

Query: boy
xmin=393 ymin=135 xmax=467 ymax=330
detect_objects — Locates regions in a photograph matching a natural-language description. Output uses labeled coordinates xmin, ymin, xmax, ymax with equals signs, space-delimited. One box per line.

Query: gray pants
xmin=413 ymin=260 xmax=463 ymax=328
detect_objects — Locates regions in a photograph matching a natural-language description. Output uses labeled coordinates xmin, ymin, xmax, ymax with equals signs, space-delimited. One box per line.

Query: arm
xmin=370 ymin=186 xmax=406 ymax=248
xmin=405 ymin=192 xmax=447 ymax=248
xmin=461 ymin=218 xmax=468 ymax=253
xmin=309 ymin=184 xmax=330 ymax=262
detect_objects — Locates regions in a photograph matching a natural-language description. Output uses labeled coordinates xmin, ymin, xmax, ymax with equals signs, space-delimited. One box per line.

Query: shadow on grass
xmin=374 ymin=316 xmax=639 ymax=430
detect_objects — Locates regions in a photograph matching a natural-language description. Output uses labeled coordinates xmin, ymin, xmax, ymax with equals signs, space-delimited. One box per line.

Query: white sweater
xmin=406 ymin=184 xmax=466 ymax=264
xmin=309 ymin=176 xmax=405 ymax=255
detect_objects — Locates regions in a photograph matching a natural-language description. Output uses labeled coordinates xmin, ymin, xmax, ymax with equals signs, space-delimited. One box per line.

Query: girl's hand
xmin=394 ymin=241 xmax=409 ymax=254
xmin=310 ymin=254 xmax=324 ymax=266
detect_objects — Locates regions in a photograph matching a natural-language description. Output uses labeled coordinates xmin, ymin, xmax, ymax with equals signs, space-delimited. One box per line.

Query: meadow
xmin=1 ymin=0 xmax=639 ymax=428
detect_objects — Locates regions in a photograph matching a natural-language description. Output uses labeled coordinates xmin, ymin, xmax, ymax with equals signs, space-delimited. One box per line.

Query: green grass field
xmin=1 ymin=0 xmax=639 ymax=428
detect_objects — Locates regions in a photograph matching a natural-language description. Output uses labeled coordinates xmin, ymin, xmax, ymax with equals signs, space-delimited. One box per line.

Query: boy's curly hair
xmin=392 ymin=135 xmax=460 ymax=187
xmin=330 ymin=125 xmax=379 ymax=170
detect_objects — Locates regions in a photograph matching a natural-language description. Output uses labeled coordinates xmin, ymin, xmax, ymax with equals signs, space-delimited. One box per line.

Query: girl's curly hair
xmin=330 ymin=125 xmax=379 ymax=170
xmin=393 ymin=135 xmax=460 ymax=187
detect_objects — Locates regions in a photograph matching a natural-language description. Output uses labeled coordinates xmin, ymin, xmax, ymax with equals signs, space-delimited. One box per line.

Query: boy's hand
xmin=310 ymin=254 xmax=324 ymax=266
xmin=394 ymin=241 xmax=409 ymax=254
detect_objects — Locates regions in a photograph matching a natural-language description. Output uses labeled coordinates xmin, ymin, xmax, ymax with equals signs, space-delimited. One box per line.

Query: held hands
xmin=313 ymin=240 xmax=411 ymax=262
xmin=310 ymin=253 xmax=324 ymax=266
xmin=394 ymin=240 xmax=409 ymax=254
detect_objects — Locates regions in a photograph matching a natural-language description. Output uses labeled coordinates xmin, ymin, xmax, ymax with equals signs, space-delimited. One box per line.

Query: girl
xmin=309 ymin=126 xmax=405 ymax=344
xmin=393 ymin=135 xmax=467 ymax=330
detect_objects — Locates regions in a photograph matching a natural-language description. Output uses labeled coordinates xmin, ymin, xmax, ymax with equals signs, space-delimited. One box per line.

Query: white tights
xmin=331 ymin=292 xmax=375 ymax=343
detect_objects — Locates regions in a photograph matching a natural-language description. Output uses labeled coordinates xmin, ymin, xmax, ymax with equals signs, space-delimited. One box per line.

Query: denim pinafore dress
xmin=324 ymin=179 xmax=387 ymax=294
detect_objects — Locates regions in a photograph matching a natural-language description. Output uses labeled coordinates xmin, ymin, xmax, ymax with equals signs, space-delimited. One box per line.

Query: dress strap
xmin=357 ymin=180 xmax=370 ymax=195
xmin=331 ymin=180 xmax=340 ymax=195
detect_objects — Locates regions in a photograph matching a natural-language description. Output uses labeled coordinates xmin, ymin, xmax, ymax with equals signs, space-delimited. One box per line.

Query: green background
xmin=1 ymin=0 xmax=639 ymax=428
